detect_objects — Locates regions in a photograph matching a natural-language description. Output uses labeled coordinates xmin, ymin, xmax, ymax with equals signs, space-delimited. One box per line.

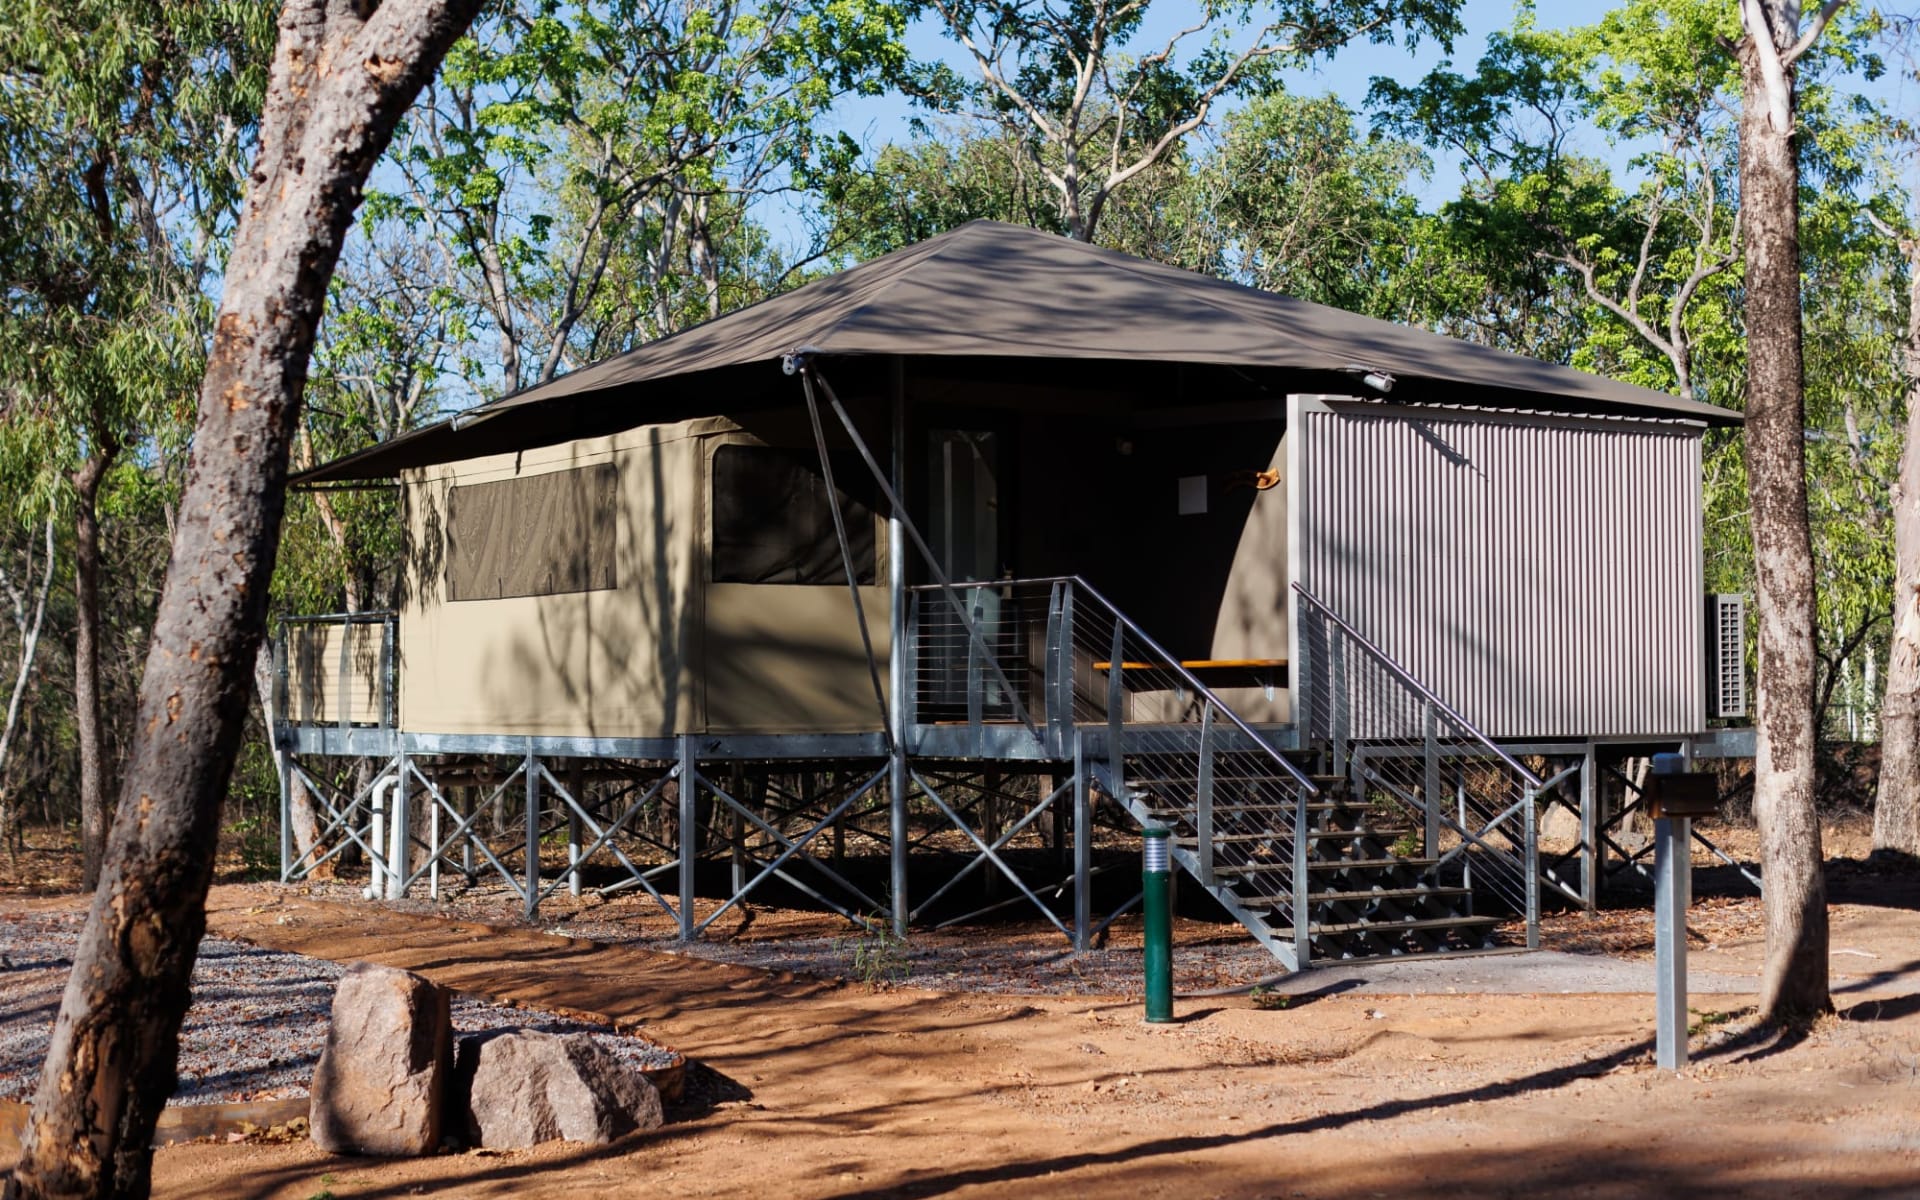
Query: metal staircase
xmin=1120 ymin=756 xmax=1501 ymax=961
xmin=906 ymin=575 xmax=1541 ymax=970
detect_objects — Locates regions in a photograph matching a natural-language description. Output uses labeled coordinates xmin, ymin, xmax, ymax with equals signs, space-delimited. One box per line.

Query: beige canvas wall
xmin=697 ymin=428 xmax=891 ymax=734
xmin=375 ymin=415 xmax=892 ymax=739
xmin=1207 ymin=432 xmax=1291 ymax=724
xmin=702 ymin=584 xmax=891 ymax=733
xmin=395 ymin=419 xmax=711 ymax=738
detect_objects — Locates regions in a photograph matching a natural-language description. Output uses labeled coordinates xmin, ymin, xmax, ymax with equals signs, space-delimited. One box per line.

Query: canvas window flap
xmin=448 ymin=464 xmax=617 ymax=600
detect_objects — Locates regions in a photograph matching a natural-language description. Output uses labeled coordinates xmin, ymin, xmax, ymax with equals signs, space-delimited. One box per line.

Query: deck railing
xmin=1292 ymin=584 xmax=1542 ymax=941
xmin=908 ymin=576 xmax=1321 ymax=957
xmin=276 ymin=611 xmax=398 ymax=731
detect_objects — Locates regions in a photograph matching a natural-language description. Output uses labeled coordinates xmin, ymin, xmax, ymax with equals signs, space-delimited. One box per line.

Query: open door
xmin=920 ymin=427 xmax=1018 ymax=718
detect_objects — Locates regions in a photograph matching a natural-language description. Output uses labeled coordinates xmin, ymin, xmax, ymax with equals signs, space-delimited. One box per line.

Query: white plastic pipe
xmin=363 ymin=774 xmax=399 ymax=900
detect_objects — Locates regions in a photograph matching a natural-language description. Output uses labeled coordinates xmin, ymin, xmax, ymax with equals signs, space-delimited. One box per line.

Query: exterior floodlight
xmin=781 ymin=346 xmax=823 ymax=376
xmin=1341 ymin=364 xmax=1396 ymax=394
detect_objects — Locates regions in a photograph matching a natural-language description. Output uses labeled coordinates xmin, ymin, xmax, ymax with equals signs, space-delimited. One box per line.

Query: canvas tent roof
xmin=298 ymin=220 xmax=1739 ymax=483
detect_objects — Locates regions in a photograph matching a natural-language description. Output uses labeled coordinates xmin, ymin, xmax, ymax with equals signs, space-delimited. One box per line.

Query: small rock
xmin=310 ymin=963 xmax=453 ymax=1156
xmin=457 ymin=1030 xmax=663 ymax=1148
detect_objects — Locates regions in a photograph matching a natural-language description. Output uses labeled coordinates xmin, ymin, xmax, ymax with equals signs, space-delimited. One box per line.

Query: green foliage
xmin=0 ymin=0 xmax=274 ymax=841
xmin=222 ymin=812 xmax=280 ymax=882
xmin=841 ymin=913 xmax=911 ymax=985
xmin=381 ymin=0 xmax=910 ymax=392
xmin=821 ymin=122 xmax=1067 ymax=258
xmin=1248 ymin=983 xmax=1291 ymax=1010
xmin=909 ymin=0 xmax=1462 ymax=240
xmin=1193 ymin=92 xmax=1429 ymax=315
xmin=0 ymin=0 xmax=276 ymax=491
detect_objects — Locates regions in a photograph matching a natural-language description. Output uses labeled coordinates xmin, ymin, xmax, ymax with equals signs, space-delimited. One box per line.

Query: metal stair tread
xmin=1211 ymin=856 xmax=1439 ymax=875
xmin=1173 ymin=829 xmax=1374 ymax=845
xmin=1309 ymin=885 xmax=1473 ymax=903
xmin=1233 ymin=886 xmax=1473 ymax=913
xmin=1307 ymin=914 xmax=1503 ymax=936
xmin=1144 ymin=802 xmax=1359 ymax=817
xmin=1313 ymin=943 xmax=1527 ymax=964
xmin=1128 ymin=775 xmax=1311 ymax=786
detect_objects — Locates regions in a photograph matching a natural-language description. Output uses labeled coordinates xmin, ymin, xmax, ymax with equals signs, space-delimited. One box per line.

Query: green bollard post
xmin=1143 ymin=827 xmax=1174 ymax=1023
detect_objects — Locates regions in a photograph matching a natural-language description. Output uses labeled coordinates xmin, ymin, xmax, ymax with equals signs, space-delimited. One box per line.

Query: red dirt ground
xmin=6 ymin=870 xmax=1920 ymax=1199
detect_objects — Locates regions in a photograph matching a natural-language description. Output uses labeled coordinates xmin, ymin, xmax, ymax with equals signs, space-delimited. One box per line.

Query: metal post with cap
xmin=1648 ymin=749 xmax=1716 ymax=1071
xmin=1143 ymin=827 xmax=1174 ymax=1023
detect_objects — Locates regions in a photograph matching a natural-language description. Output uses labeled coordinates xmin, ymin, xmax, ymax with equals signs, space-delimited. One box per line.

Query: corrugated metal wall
xmin=1294 ymin=401 xmax=1704 ymax=740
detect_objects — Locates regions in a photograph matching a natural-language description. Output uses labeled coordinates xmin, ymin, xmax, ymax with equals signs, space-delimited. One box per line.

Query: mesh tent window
xmin=711 ymin=444 xmax=876 ymax=585
xmin=447 ymin=464 xmax=617 ymax=600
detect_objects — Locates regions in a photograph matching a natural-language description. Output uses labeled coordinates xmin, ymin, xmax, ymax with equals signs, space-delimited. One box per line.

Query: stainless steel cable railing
xmin=907 ymin=576 xmax=1320 ymax=951
xmin=1292 ymin=584 xmax=1541 ymax=942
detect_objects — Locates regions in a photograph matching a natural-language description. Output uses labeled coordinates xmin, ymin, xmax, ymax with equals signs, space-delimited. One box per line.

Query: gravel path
xmin=0 ymin=909 xmax=676 ymax=1106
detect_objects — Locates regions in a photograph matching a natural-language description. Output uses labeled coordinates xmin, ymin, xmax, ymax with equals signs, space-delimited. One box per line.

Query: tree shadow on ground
xmin=816 ymin=1035 xmax=1663 ymax=1200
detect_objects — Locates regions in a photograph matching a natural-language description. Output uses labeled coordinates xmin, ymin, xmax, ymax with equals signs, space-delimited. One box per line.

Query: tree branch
xmin=1784 ymin=0 xmax=1848 ymax=67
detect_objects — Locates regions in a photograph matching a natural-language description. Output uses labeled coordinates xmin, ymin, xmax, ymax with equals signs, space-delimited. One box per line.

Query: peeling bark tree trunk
xmin=72 ymin=446 xmax=116 ymax=891
xmin=2 ymin=1 xmax=481 ymax=1196
xmin=1739 ymin=0 xmax=1831 ymax=1023
xmin=1874 ymin=234 xmax=1920 ymax=857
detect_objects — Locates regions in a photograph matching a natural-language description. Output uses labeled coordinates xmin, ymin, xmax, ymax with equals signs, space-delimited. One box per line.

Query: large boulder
xmin=310 ymin=963 xmax=453 ymax=1156
xmin=456 ymin=1030 xmax=663 ymax=1148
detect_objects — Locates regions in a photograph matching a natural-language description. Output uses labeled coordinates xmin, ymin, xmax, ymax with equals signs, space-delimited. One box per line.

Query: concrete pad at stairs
xmin=1259 ymin=950 xmax=1758 ymax=997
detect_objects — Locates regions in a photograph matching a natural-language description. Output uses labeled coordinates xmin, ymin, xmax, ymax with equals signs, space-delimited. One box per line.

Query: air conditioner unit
xmin=1706 ymin=594 xmax=1747 ymax=720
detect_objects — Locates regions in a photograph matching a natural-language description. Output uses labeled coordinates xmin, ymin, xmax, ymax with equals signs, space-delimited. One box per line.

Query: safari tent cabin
xmin=279 ymin=221 xmax=1742 ymax=965
xmin=289 ymin=221 xmax=1732 ymax=750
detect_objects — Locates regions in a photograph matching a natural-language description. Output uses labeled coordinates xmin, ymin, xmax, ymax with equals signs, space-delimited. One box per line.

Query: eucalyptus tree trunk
xmin=1874 ymin=233 xmax=1920 ymax=857
xmin=0 ymin=518 xmax=56 ymax=857
xmin=3 ymin=0 xmax=480 ymax=1195
xmin=71 ymin=445 xmax=116 ymax=891
xmin=1738 ymin=0 xmax=1832 ymax=1023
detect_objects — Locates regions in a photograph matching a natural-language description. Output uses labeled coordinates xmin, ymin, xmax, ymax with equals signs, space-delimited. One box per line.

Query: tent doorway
xmin=921 ymin=426 xmax=1019 ymax=720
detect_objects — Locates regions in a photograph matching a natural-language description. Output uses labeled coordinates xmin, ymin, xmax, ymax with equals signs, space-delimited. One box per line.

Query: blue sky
xmin=826 ymin=0 xmax=1588 ymax=146
xmin=791 ymin=0 xmax=1619 ymax=236
xmin=763 ymin=0 xmax=1916 ymax=253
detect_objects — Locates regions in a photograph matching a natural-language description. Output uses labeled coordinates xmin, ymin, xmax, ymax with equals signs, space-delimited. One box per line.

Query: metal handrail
xmin=281 ymin=610 xmax=398 ymax=624
xmin=1291 ymin=583 xmax=1545 ymax=790
xmin=909 ymin=575 xmax=1322 ymax=799
xmin=1069 ymin=576 xmax=1321 ymax=798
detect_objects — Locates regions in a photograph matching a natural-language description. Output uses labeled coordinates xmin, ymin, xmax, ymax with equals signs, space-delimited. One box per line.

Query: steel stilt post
xmin=888 ymin=356 xmax=910 ymax=938
xmin=387 ymin=747 xmax=410 ymax=901
xmin=1523 ymin=783 xmax=1540 ymax=950
xmin=1653 ymin=752 xmax=1690 ymax=1071
xmin=524 ymin=747 xmax=540 ymax=920
xmin=1580 ymin=743 xmax=1598 ymax=911
xmin=276 ymin=741 xmax=293 ymax=884
xmin=568 ymin=762 xmax=584 ymax=899
xmin=1073 ymin=732 xmax=1091 ymax=953
xmin=678 ymin=735 xmax=697 ymax=941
